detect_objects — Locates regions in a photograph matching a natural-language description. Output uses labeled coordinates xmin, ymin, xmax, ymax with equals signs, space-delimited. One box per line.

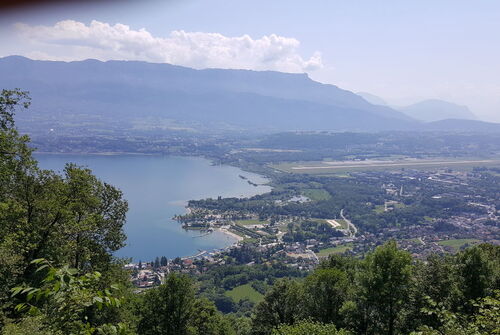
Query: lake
xmin=36 ymin=154 xmax=271 ymax=262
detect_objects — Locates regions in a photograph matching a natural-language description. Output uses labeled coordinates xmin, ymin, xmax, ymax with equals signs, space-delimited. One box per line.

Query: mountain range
xmin=357 ymin=92 xmax=478 ymax=123
xmin=398 ymin=99 xmax=477 ymax=122
xmin=0 ymin=56 xmax=498 ymax=133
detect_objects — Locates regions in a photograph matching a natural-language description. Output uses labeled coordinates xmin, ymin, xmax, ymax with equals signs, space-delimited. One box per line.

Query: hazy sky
xmin=1 ymin=0 xmax=499 ymax=122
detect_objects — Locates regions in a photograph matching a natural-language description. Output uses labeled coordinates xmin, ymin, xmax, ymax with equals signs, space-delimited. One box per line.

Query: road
xmin=340 ymin=208 xmax=357 ymax=238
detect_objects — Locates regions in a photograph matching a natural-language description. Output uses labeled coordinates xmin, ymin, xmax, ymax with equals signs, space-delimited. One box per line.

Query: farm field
xmin=437 ymin=238 xmax=481 ymax=251
xmin=316 ymin=243 xmax=353 ymax=257
xmin=235 ymin=219 xmax=268 ymax=226
xmin=302 ymin=188 xmax=332 ymax=201
xmin=271 ymin=158 xmax=500 ymax=174
xmin=225 ymin=284 xmax=263 ymax=303
xmin=405 ymin=238 xmax=424 ymax=245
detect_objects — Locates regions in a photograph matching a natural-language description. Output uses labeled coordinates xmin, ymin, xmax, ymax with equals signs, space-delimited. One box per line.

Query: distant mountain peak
xmin=398 ymin=99 xmax=477 ymax=122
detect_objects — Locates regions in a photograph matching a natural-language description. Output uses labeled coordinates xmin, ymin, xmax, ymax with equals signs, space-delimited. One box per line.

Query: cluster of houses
xmin=128 ymin=167 xmax=499 ymax=288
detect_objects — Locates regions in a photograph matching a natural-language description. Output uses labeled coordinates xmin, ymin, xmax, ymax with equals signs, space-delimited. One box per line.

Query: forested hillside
xmin=1 ymin=90 xmax=499 ymax=334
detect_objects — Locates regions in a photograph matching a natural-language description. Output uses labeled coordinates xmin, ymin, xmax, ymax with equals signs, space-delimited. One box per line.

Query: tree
xmin=410 ymin=291 xmax=500 ymax=335
xmin=1 ymin=315 xmax=56 ymax=335
xmin=457 ymin=245 xmax=496 ymax=312
xmin=138 ymin=274 xmax=195 ymax=335
xmin=0 ymin=90 xmax=129 ymax=328
xmin=271 ymin=320 xmax=351 ymax=335
xmin=356 ymin=240 xmax=412 ymax=335
xmin=225 ymin=315 xmax=252 ymax=335
xmin=1 ymin=162 xmax=128 ymax=273
xmin=0 ymin=89 xmax=30 ymax=132
xmin=188 ymin=298 xmax=235 ymax=335
xmin=8 ymin=259 xmax=130 ymax=335
xmin=0 ymin=90 xmax=47 ymax=324
xmin=406 ymin=254 xmax=461 ymax=331
xmin=137 ymin=274 xmax=235 ymax=335
xmin=303 ymin=268 xmax=348 ymax=325
xmin=251 ymin=279 xmax=304 ymax=335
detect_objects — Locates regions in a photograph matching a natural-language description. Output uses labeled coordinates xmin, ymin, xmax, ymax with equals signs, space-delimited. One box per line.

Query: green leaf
xmin=10 ymin=286 xmax=24 ymax=296
xmin=35 ymin=264 xmax=49 ymax=272
xmin=31 ymin=258 xmax=46 ymax=264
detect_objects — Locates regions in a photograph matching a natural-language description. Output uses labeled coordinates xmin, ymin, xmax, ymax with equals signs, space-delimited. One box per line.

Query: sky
xmin=1 ymin=0 xmax=499 ymax=122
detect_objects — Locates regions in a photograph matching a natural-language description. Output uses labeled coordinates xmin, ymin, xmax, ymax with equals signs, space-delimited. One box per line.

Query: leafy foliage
xmin=271 ymin=320 xmax=351 ymax=335
xmin=251 ymin=279 xmax=304 ymax=335
xmin=9 ymin=259 xmax=129 ymax=335
xmin=411 ymin=291 xmax=500 ymax=335
xmin=0 ymin=89 xmax=30 ymax=132
xmin=0 ymin=90 xmax=130 ymax=332
xmin=137 ymin=274 xmax=234 ymax=335
xmin=250 ymin=241 xmax=499 ymax=335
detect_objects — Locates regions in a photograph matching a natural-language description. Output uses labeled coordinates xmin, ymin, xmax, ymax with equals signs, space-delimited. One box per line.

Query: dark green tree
xmin=251 ymin=278 xmax=304 ymax=335
xmin=457 ymin=244 xmax=497 ymax=312
xmin=0 ymin=90 xmax=129 ymax=329
xmin=356 ymin=240 xmax=412 ymax=335
xmin=0 ymin=89 xmax=30 ymax=132
xmin=8 ymin=259 xmax=131 ymax=334
xmin=138 ymin=274 xmax=195 ymax=335
xmin=303 ymin=268 xmax=348 ymax=325
xmin=271 ymin=320 xmax=351 ymax=335
xmin=410 ymin=291 xmax=500 ymax=335
xmin=406 ymin=254 xmax=460 ymax=331
xmin=189 ymin=298 xmax=235 ymax=335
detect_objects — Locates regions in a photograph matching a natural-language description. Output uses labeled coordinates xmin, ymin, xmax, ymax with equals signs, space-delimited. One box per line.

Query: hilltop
xmin=399 ymin=99 xmax=477 ymax=122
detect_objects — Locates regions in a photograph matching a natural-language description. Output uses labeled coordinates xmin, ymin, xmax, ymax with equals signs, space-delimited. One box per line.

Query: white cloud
xmin=14 ymin=20 xmax=323 ymax=73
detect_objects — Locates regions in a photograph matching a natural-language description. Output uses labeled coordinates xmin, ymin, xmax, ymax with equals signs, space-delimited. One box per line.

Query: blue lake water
xmin=35 ymin=154 xmax=271 ymax=262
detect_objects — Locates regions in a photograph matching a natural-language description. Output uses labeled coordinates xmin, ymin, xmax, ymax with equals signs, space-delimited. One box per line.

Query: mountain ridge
xmin=398 ymin=99 xmax=477 ymax=122
xmin=0 ymin=56 xmax=497 ymax=133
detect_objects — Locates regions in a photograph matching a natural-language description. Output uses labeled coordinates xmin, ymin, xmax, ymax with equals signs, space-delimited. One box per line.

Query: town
xmin=129 ymin=165 xmax=499 ymax=291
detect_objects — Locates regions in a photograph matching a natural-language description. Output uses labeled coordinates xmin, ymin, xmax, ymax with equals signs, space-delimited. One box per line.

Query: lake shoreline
xmin=36 ymin=153 xmax=271 ymax=261
xmin=217 ymin=227 xmax=244 ymax=242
